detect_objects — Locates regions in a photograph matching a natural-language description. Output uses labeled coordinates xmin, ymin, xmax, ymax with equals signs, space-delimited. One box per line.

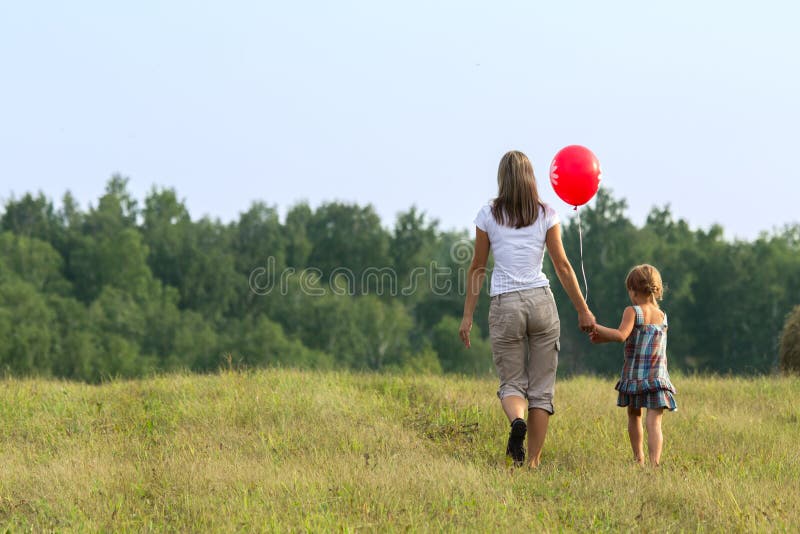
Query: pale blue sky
xmin=1 ymin=1 xmax=798 ymax=239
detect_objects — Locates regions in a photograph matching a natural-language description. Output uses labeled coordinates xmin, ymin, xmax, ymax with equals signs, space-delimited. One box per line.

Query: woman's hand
xmin=578 ymin=309 xmax=596 ymax=334
xmin=460 ymin=227 xmax=489 ymax=350
xmin=459 ymin=316 xmax=473 ymax=348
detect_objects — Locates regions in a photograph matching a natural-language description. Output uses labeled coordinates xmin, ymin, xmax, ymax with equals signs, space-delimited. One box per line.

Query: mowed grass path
xmin=1 ymin=370 xmax=798 ymax=532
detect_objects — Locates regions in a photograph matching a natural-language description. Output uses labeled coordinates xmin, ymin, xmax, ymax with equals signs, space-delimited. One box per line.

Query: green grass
xmin=1 ymin=370 xmax=798 ymax=532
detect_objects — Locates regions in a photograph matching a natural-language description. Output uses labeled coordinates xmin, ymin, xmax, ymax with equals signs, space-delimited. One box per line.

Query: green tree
xmin=0 ymin=276 xmax=56 ymax=375
xmin=140 ymin=187 xmax=242 ymax=319
xmin=0 ymin=232 xmax=70 ymax=294
xmin=87 ymin=287 xmax=154 ymax=379
xmin=141 ymin=187 xmax=192 ymax=290
xmin=233 ymin=202 xmax=285 ymax=274
xmin=1 ymin=192 xmax=64 ymax=249
xmin=349 ymin=296 xmax=415 ymax=370
xmin=232 ymin=202 xmax=286 ymax=318
xmin=48 ymin=294 xmax=102 ymax=381
xmin=412 ymin=229 xmax=490 ymax=348
xmin=431 ymin=315 xmax=493 ymax=375
xmin=270 ymin=279 xmax=414 ymax=371
xmin=307 ymin=202 xmax=391 ymax=293
xmin=1 ymin=178 xmax=798 ymax=380
xmin=178 ymin=218 xmax=243 ymax=319
xmin=223 ymin=315 xmax=333 ymax=370
xmin=285 ymin=202 xmax=313 ymax=268
xmin=390 ymin=206 xmax=438 ymax=288
xmin=172 ymin=311 xmax=221 ymax=371
xmin=68 ymin=177 xmax=154 ymax=302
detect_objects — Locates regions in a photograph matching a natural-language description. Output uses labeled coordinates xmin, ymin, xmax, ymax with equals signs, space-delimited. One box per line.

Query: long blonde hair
xmin=626 ymin=264 xmax=664 ymax=304
xmin=491 ymin=150 xmax=542 ymax=228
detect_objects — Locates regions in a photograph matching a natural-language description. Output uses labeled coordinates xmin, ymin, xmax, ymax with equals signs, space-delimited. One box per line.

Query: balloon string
xmin=576 ymin=207 xmax=589 ymax=303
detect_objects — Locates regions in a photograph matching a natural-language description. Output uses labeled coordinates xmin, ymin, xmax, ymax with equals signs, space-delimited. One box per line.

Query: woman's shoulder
xmin=474 ymin=202 xmax=495 ymax=231
xmin=540 ymin=202 xmax=560 ymax=228
xmin=477 ymin=201 xmax=495 ymax=214
xmin=540 ymin=201 xmax=556 ymax=215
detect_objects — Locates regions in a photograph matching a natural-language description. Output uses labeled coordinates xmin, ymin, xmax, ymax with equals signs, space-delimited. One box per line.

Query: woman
xmin=459 ymin=150 xmax=596 ymax=468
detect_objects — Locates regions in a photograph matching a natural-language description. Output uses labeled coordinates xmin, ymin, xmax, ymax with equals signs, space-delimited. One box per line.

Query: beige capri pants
xmin=488 ymin=286 xmax=561 ymax=414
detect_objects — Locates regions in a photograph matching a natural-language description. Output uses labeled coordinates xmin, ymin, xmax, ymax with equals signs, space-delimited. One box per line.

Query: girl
xmin=589 ymin=264 xmax=677 ymax=467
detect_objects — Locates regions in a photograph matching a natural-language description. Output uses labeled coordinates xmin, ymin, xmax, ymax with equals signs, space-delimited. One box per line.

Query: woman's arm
xmin=459 ymin=227 xmax=490 ymax=348
xmin=590 ymin=307 xmax=636 ymax=344
xmin=544 ymin=223 xmax=596 ymax=332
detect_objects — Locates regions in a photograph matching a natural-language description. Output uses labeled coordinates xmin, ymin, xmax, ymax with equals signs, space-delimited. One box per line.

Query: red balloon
xmin=549 ymin=145 xmax=602 ymax=207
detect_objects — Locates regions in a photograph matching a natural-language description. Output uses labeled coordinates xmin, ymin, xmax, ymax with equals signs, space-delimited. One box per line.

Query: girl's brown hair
xmin=626 ymin=264 xmax=664 ymax=302
xmin=491 ymin=150 xmax=542 ymax=228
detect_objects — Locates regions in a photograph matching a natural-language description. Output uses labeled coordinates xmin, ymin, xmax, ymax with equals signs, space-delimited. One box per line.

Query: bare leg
xmin=500 ymin=395 xmax=527 ymax=423
xmin=627 ymin=406 xmax=645 ymax=465
xmin=646 ymin=408 xmax=664 ymax=467
xmin=526 ymin=408 xmax=550 ymax=468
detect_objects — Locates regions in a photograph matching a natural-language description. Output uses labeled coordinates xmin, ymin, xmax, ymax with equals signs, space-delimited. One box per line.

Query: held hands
xmin=585 ymin=318 xmax=608 ymax=344
xmin=459 ymin=316 xmax=473 ymax=348
xmin=578 ymin=309 xmax=596 ymax=335
xmin=579 ymin=309 xmax=606 ymax=344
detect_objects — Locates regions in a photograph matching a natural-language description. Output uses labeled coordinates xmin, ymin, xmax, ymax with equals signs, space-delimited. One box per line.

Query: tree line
xmin=0 ymin=176 xmax=797 ymax=382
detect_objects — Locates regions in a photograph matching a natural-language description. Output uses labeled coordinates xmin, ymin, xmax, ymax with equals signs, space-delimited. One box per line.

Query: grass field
xmin=1 ymin=369 xmax=798 ymax=532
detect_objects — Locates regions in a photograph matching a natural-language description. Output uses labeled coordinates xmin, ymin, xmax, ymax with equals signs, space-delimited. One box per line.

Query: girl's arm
xmin=545 ymin=223 xmax=596 ymax=332
xmin=459 ymin=227 xmax=490 ymax=348
xmin=590 ymin=306 xmax=636 ymax=344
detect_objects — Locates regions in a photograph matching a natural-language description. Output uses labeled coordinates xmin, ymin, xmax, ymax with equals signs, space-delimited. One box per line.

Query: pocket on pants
xmin=488 ymin=309 xmax=515 ymax=329
xmin=489 ymin=305 xmax=521 ymax=342
xmin=488 ymin=299 xmax=512 ymax=327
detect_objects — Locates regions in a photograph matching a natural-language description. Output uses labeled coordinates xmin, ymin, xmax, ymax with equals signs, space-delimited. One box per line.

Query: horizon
xmin=4 ymin=177 xmax=797 ymax=242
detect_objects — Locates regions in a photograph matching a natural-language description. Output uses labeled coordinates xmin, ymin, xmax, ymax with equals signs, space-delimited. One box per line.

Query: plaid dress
xmin=615 ymin=306 xmax=677 ymax=411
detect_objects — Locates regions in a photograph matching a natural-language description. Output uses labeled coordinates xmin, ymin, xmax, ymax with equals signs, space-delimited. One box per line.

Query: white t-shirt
xmin=473 ymin=202 xmax=560 ymax=297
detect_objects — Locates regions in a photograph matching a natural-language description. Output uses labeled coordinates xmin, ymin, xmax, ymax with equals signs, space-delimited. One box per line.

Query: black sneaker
xmin=506 ymin=418 xmax=527 ymax=466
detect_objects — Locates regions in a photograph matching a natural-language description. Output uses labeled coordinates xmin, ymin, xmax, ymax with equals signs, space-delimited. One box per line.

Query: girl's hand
xmin=459 ymin=316 xmax=473 ymax=348
xmin=589 ymin=330 xmax=602 ymax=344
